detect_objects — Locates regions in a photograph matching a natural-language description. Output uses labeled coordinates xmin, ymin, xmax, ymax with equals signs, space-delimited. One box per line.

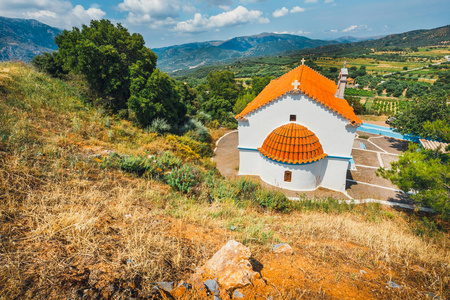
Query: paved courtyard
xmin=213 ymin=130 xmax=410 ymax=202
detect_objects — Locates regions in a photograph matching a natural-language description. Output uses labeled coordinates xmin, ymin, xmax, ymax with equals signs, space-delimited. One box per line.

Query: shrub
xmin=145 ymin=118 xmax=171 ymax=134
xmin=254 ymin=190 xmax=290 ymax=212
xmin=235 ymin=178 xmax=260 ymax=200
xmin=181 ymin=118 xmax=211 ymax=143
xmin=165 ymin=164 xmax=201 ymax=194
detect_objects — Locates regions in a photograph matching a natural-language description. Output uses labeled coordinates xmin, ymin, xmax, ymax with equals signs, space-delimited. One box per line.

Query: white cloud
xmin=297 ymin=30 xmax=310 ymax=35
xmin=174 ymin=6 xmax=269 ymax=33
xmin=0 ymin=0 xmax=106 ymax=29
xmin=118 ymin=0 xmax=181 ymax=24
xmin=219 ymin=5 xmax=231 ymax=11
xmin=330 ymin=29 xmax=338 ymax=32
xmin=273 ymin=6 xmax=305 ymax=17
xmin=290 ymin=6 xmax=305 ymax=13
xmin=342 ymin=24 xmax=367 ymax=32
xmin=305 ymin=0 xmax=318 ymax=3
xmin=324 ymin=0 xmax=334 ymax=3
xmin=183 ymin=3 xmax=196 ymax=14
xmin=72 ymin=5 xmax=106 ymax=22
xmin=273 ymin=7 xmax=288 ymax=18
xmin=26 ymin=10 xmax=57 ymax=19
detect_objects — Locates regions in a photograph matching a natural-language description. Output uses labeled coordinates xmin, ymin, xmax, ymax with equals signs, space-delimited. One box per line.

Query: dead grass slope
xmin=0 ymin=62 xmax=449 ymax=299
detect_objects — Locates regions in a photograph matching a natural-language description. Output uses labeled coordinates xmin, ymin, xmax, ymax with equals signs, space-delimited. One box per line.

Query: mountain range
xmin=152 ymin=33 xmax=343 ymax=72
xmin=0 ymin=16 xmax=448 ymax=72
xmin=0 ymin=16 xmax=61 ymax=62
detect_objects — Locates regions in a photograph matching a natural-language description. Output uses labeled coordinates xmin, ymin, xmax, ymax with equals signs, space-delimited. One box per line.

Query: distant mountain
xmin=331 ymin=35 xmax=385 ymax=44
xmin=0 ymin=16 xmax=61 ymax=62
xmin=293 ymin=25 xmax=450 ymax=57
xmin=153 ymin=33 xmax=339 ymax=72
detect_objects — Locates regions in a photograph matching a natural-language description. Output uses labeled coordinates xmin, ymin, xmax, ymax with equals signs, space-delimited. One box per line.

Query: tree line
xmin=32 ymin=20 xmax=271 ymax=132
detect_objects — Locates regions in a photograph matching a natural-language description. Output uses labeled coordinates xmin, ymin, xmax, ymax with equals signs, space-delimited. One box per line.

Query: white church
xmin=235 ymin=60 xmax=361 ymax=192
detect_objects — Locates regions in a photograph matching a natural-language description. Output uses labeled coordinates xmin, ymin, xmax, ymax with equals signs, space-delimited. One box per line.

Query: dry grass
xmin=1 ymin=62 xmax=449 ymax=299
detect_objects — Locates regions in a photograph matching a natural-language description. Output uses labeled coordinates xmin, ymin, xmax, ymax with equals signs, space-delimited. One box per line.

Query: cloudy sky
xmin=1 ymin=0 xmax=448 ymax=48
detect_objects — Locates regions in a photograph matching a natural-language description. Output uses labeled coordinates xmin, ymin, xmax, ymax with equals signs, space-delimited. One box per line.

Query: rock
xmin=266 ymin=296 xmax=274 ymax=300
xmin=360 ymin=270 xmax=368 ymax=275
xmin=233 ymin=290 xmax=245 ymax=298
xmin=272 ymin=243 xmax=293 ymax=255
xmin=156 ymin=282 xmax=174 ymax=292
xmin=386 ymin=281 xmax=402 ymax=289
xmin=213 ymin=296 xmax=222 ymax=300
xmin=204 ymin=279 xmax=220 ymax=295
xmin=199 ymin=240 xmax=258 ymax=290
xmin=171 ymin=281 xmax=190 ymax=297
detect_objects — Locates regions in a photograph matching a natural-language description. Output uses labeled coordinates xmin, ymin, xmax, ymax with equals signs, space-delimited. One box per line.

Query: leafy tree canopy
xmin=31 ymin=51 xmax=67 ymax=78
xmin=378 ymin=144 xmax=450 ymax=219
xmin=391 ymin=94 xmax=450 ymax=142
xmin=55 ymin=19 xmax=157 ymax=111
xmin=199 ymin=70 xmax=241 ymax=123
xmin=234 ymin=91 xmax=256 ymax=114
xmin=205 ymin=70 xmax=240 ymax=103
xmin=251 ymin=76 xmax=271 ymax=95
xmin=128 ymin=69 xmax=186 ymax=128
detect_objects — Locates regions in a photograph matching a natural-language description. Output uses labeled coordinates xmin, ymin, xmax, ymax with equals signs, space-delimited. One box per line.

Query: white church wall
xmin=259 ymin=155 xmax=326 ymax=191
xmin=237 ymin=93 xmax=357 ymax=158
xmin=320 ymin=157 xmax=349 ymax=192
xmin=237 ymin=149 xmax=261 ymax=175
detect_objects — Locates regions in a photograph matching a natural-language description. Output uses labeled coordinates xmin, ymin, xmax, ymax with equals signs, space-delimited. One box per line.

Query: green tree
xmin=234 ymin=91 xmax=256 ymax=114
xmin=206 ymin=70 xmax=239 ymax=103
xmin=200 ymin=70 xmax=240 ymax=122
xmin=128 ymin=69 xmax=186 ymax=128
xmin=344 ymin=96 xmax=365 ymax=115
xmin=391 ymin=94 xmax=450 ymax=142
xmin=55 ymin=19 xmax=157 ymax=111
xmin=251 ymin=76 xmax=271 ymax=95
xmin=31 ymin=51 xmax=67 ymax=78
xmin=378 ymin=144 xmax=449 ymax=219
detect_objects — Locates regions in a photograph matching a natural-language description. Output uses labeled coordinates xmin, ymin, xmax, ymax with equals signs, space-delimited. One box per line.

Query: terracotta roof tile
xmin=258 ymin=123 xmax=327 ymax=164
xmin=236 ymin=65 xmax=362 ymax=125
xmin=419 ymin=139 xmax=449 ymax=153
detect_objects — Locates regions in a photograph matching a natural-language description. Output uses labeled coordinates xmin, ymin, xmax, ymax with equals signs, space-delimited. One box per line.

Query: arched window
xmin=284 ymin=171 xmax=292 ymax=182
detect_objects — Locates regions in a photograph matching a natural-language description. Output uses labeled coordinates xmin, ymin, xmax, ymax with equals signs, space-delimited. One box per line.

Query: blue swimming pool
xmin=357 ymin=123 xmax=419 ymax=142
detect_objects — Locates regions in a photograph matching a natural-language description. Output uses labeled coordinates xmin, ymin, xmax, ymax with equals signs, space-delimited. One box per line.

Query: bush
xmin=181 ymin=118 xmax=211 ymax=143
xmin=254 ymin=190 xmax=290 ymax=212
xmin=146 ymin=118 xmax=171 ymax=134
xmin=235 ymin=177 xmax=260 ymax=200
xmin=165 ymin=164 xmax=201 ymax=194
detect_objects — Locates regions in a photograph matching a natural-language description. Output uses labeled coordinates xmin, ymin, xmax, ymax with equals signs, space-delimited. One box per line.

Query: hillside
xmin=1 ymin=62 xmax=449 ymax=299
xmin=290 ymin=24 xmax=450 ymax=57
xmin=0 ymin=16 xmax=61 ymax=62
xmin=172 ymin=25 xmax=450 ymax=81
xmin=153 ymin=32 xmax=338 ymax=72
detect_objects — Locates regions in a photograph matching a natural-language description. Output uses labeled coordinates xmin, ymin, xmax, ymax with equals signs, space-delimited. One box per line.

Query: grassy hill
xmin=0 ymin=62 xmax=449 ymax=299
xmin=0 ymin=16 xmax=61 ymax=62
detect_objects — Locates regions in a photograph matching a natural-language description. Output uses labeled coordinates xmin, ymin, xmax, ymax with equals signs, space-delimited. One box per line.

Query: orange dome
xmin=258 ymin=123 xmax=327 ymax=164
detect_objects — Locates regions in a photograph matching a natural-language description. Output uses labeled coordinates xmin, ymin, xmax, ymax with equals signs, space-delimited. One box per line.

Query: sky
xmin=1 ymin=0 xmax=449 ymax=49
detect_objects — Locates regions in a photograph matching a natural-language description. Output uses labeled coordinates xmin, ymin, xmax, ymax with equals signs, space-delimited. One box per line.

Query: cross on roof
xmin=301 ymin=58 xmax=305 ymax=65
xmin=344 ymin=60 xmax=347 ymax=68
xmin=292 ymin=79 xmax=300 ymax=90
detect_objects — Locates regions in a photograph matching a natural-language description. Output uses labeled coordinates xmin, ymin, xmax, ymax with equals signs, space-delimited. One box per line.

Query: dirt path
xmin=213 ymin=130 xmax=410 ymax=202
